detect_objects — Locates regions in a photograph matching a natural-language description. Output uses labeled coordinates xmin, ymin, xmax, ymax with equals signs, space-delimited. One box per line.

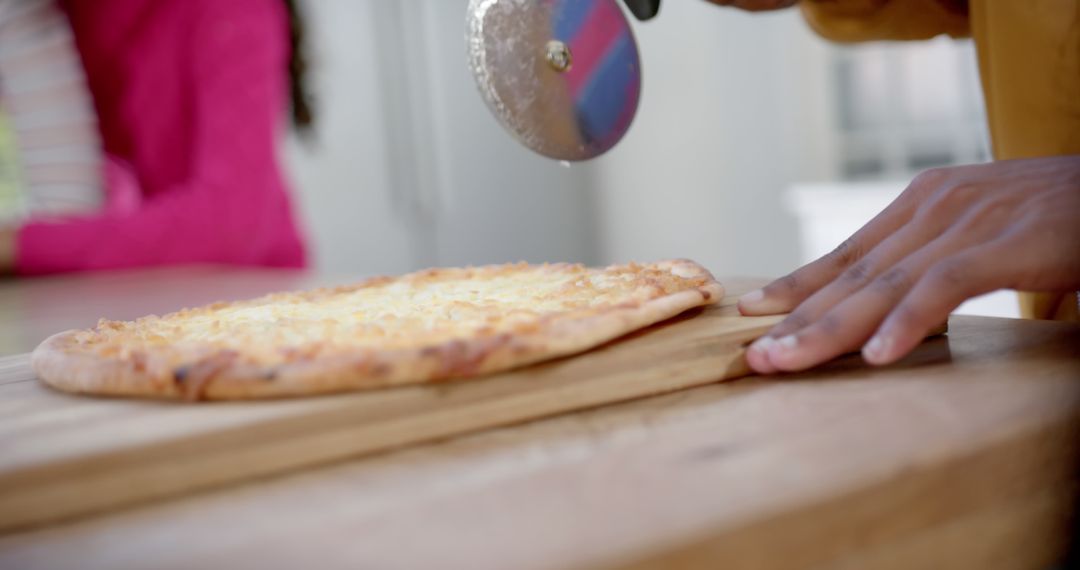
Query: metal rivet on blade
xmin=545 ymin=40 xmax=572 ymax=72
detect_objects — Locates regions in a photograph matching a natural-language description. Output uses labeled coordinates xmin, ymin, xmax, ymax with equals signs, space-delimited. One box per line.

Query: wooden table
xmin=1 ymin=267 xmax=1078 ymax=570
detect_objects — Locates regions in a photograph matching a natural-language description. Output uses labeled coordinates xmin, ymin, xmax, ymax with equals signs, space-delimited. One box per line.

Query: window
xmin=832 ymin=37 xmax=990 ymax=181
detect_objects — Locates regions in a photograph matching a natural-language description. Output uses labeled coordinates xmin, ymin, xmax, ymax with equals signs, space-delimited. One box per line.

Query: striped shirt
xmin=0 ymin=0 xmax=103 ymax=224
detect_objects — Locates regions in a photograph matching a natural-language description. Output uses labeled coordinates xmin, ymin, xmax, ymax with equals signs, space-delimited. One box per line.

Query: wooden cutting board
xmin=0 ymin=295 xmax=784 ymax=532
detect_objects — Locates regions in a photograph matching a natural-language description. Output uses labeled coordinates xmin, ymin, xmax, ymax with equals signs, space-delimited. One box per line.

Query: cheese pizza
xmin=33 ymin=259 xmax=722 ymax=400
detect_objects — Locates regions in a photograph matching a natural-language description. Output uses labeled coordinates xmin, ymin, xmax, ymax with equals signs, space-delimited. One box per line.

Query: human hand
xmin=704 ymin=0 xmax=799 ymax=12
xmin=740 ymin=155 xmax=1080 ymax=373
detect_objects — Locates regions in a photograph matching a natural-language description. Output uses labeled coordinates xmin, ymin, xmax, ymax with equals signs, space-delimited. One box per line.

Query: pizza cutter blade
xmin=466 ymin=0 xmax=644 ymax=162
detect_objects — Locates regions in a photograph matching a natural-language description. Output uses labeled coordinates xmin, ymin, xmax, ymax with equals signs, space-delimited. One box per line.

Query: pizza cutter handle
xmin=621 ymin=0 xmax=661 ymax=20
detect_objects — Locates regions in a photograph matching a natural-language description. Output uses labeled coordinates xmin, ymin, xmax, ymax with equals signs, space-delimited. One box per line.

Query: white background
xmin=284 ymin=0 xmax=1017 ymax=316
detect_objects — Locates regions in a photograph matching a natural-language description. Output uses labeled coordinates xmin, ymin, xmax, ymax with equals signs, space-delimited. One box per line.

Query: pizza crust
xmin=33 ymin=259 xmax=723 ymax=401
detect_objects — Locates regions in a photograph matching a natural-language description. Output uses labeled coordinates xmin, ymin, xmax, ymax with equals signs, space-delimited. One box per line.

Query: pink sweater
xmin=16 ymin=0 xmax=307 ymax=275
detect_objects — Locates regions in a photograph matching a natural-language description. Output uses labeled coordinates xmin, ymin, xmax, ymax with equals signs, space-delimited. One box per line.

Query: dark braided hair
xmin=283 ymin=0 xmax=314 ymax=135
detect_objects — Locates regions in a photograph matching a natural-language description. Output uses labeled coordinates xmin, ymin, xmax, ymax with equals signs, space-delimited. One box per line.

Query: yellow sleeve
xmin=1019 ymin=292 xmax=1080 ymax=322
xmin=800 ymin=0 xmax=970 ymax=43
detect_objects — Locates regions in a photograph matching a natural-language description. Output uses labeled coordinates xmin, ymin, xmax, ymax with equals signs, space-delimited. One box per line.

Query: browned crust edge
xmin=32 ymin=259 xmax=724 ymax=401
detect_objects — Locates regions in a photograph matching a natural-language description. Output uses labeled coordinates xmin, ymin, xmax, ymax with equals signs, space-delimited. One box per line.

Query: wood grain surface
xmin=0 ymin=315 xmax=1076 ymax=570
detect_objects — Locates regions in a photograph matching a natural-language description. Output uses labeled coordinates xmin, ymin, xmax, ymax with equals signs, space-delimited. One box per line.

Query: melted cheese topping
xmin=75 ymin=262 xmax=715 ymax=366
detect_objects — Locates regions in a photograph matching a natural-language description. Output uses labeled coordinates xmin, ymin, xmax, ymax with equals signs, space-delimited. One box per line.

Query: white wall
xmin=282 ymin=1 xmax=413 ymax=277
xmin=412 ymin=0 xmax=600 ymax=269
xmin=283 ymin=2 xmax=849 ymax=280
xmin=585 ymin=5 xmax=835 ymax=277
xmin=284 ymin=0 xmax=598 ymax=278
xmin=280 ymin=2 xmax=1015 ymax=318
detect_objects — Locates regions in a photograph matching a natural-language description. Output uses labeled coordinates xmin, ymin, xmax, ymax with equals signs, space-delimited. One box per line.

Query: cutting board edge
xmin=0 ymin=316 xmax=778 ymax=532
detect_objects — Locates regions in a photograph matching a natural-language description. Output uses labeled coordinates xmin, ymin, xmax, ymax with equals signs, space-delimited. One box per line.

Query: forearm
xmin=16 ymin=177 xmax=301 ymax=275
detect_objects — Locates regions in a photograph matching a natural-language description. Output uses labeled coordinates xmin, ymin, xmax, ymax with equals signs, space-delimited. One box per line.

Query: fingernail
xmin=739 ymin=289 xmax=765 ymax=306
xmin=776 ymin=335 xmax=798 ymax=351
xmin=750 ymin=335 xmax=775 ymax=354
xmin=863 ymin=335 xmax=891 ymax=363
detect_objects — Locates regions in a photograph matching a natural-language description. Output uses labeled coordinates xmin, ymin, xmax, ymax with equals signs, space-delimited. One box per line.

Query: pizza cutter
xmin=466 ymin=0 xmax=661 ymax=162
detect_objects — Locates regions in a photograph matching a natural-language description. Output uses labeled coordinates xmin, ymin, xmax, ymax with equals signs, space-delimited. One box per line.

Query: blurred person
xmin=705 ymin=0 xmax=1080 ymax=373
xmin=0 ymin=0 xmax=313 ymax=275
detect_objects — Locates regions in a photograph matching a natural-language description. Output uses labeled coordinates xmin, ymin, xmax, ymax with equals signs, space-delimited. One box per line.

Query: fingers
xmin=757 ymin=266 xmax=917 ymax=372
xmin=739 ymin=178 xmax=928 ymax=317
xmin=762 ymin=178 xmax=981 ymax=339
xmin=865 ymin=245 xmax=1007 ymax=365
xmin=744 ymin=334 xmax=780 ymax=374
xmin=749 ymin=223 xmax=1004 ymax=373
xmin=764 ymin=222 xmax=939 ymax=340
xmin=737 ymin=237 xmax=871 ymax=316
xmin=744 ymin=158 xmax=1080 ymax=374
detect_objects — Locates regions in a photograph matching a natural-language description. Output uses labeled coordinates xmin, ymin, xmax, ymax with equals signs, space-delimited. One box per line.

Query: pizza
xmin=32 ymin=259 xmax=723 ymax=401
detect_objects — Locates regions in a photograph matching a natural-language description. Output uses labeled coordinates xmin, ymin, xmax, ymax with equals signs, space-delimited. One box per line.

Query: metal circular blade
xmin=467 ymin=0 xmax=642 ymax=162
